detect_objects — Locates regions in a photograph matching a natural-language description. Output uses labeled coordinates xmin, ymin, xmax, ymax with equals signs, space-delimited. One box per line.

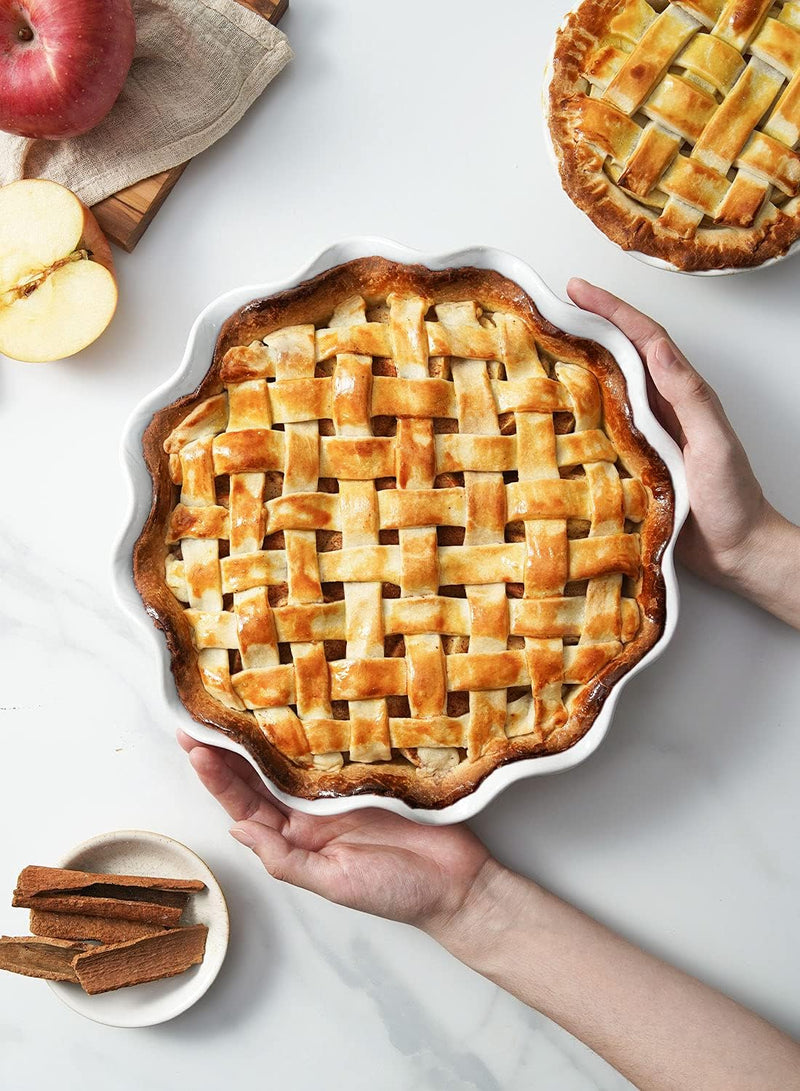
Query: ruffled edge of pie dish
xmin=130 ymin=254 xmax=676 ymax=812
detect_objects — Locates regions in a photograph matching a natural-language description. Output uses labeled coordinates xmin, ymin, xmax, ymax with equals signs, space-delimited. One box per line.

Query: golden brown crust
xmin=548 ymin=0 xmax=800 ymax=272
xmin=133 ymin=257 xmax=674 ymax=809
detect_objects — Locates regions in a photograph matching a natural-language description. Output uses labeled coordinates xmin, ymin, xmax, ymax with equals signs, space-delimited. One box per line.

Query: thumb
xmin=646 ymin=336 xmax=723 ymax=449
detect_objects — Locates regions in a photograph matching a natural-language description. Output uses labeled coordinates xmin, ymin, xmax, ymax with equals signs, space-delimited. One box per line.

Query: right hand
xmin=567 ymin=278 xmax=778 ymax=592
xmin=178 ymin=731 xmax=493 ymax=931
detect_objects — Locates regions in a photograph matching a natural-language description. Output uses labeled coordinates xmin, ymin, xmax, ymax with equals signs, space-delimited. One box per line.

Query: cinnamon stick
xmin=14 ymin=865 xmax=205 ymax=898
xmin=0 ymin=936 xmax=90 ymax=982
xmin=61 ymin=883 xmax=189 ymax=908
xmin=13 ymin=892 xmax=185 ymax=927
xmin=72 ymin=924 xmax=209 ymax=995
xmin=30 ymin=908 xmax=167 ymax=945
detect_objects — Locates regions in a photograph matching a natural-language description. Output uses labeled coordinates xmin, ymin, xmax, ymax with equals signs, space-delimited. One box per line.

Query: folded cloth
xmin=0 ymin=0 xmax=292 ymax=207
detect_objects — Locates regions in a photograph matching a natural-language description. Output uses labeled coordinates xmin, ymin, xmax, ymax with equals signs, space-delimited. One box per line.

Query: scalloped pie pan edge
xmin=114 ymin=239 xmax=688 ymax=825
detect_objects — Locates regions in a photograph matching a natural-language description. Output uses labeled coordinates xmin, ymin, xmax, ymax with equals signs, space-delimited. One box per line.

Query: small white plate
xmin=47 ymin=830 xmax=229 ymax=1028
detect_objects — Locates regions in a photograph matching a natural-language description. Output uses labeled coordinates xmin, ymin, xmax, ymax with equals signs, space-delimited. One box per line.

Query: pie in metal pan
xmin=126 ymin=244 xmax=685 ymax=818
xmin=547 ymin=0 xmax=800 ymax=272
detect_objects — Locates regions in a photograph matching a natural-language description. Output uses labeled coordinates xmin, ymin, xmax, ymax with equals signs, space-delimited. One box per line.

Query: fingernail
xmin=654 ymin=338 xmax=680 ymax=368
xmin=230 ymin=826 xmax=255 ymax=848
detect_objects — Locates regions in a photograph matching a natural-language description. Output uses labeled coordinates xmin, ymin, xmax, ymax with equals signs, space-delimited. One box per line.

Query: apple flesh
xmin=0 ymin=179 xmax=118 ymax=362
xmin=0 ymin=0 xmax=136 ymax=139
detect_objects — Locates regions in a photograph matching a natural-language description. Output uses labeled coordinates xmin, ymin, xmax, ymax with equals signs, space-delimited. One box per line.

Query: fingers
xmin=178 ymin=733 xmax=342 ymax=897
xmin=230 ymin=820 xmax=336 ymax=897
xmin=186 ymin=743 xmax=286 ymax=831
xmin=567 ymin=278 xmax=665 ymax=357
xmin=177 ymin=729 xmax=291 ymax=813
xmin=568 ymin=277 xmax=728 ymax=451
xmin=177 ymin=728 xmax=199 ymax=754
xmin=646 ymin=336 xmax=728 ymax=450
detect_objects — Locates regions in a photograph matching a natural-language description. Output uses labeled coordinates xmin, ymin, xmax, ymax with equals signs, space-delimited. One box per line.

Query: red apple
xmin=0 ymin=0 xmax=136 ymax=139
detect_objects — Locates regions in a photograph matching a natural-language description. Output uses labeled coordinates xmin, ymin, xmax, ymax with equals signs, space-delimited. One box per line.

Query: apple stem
xmin=17 ymin=25 xmax=34 ymax=42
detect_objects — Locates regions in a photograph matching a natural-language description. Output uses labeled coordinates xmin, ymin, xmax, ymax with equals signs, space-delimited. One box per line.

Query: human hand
xmin=566 ymin=279 xmax=786 ymax=593
xmin=178 ymin=730 xmax=493 ymax=930
xmin=178 ymin=736 xmax=800 ymax=1091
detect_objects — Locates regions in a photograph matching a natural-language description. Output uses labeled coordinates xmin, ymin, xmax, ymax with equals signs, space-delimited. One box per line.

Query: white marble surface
xmin=1 ymin=1 xmax=799 ymax=1087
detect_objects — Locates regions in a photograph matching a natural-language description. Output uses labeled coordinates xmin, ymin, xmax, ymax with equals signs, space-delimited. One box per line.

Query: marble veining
xmin=1 ymin=0 xmax=799 ymax=1085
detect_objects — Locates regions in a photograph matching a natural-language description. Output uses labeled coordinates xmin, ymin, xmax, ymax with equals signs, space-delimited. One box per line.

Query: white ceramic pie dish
xmin=114 ymin=238 xmax=688 ymax=825
xmin=541 ymin=10 xmax=800 ymax=277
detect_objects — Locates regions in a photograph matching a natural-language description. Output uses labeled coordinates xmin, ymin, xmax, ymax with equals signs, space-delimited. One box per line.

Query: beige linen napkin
xmin=0 ymin=0 xmax=292 ymax=207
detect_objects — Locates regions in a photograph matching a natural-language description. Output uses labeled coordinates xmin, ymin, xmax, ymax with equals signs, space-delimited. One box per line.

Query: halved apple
xmin=0 ymin=179 xmax=118 ymax=363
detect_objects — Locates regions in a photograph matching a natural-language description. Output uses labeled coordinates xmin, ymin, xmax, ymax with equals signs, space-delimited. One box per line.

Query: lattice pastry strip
xmin=389 ymin=292 xmax=455 ymax=773
xmin=168 ymin=534 xmax=640 ymax=601
xmin=179 ymin=437 xmax=244 ymax=713
xmin=561 ymin=367 xmax=627 ymax=700
xmin=166 ymin=475 xmax=647 ymax=548
xmin=497 ymin=311 xmax=568 ymax=741
xmin=228 ymin=331 xmax=316 ymax=764
xmin=329 ymin=296 xmax=391 ymax=764
xmin=182 ymin=595 xmax=643 ymax=652
xmin=438 ymin=301 xmax=509 ymax=761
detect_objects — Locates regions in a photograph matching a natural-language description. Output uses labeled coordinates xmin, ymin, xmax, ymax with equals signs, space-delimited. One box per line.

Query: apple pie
xmin=134 ymin=258 xmax=674 ymax=808
xmin=548 ymin=0 xmax=800 ymax=271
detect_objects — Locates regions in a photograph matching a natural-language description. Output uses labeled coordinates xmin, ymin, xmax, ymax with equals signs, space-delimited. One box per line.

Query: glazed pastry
xmin=548 ymin=0 xmax=800 ymax=270
xmin=134 ymin=258 xmax=674 ymax=808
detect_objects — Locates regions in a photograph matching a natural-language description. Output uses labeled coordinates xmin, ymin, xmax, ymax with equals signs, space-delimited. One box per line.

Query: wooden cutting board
xmin=92 ymin=0 xmax=289 ymax=252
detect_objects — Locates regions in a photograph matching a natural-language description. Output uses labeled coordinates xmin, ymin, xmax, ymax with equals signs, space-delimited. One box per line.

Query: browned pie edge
xmin=547 ymin=1 xmax=800 ymax=273
xmin=133 ymin=256 xmax=675 ymax=809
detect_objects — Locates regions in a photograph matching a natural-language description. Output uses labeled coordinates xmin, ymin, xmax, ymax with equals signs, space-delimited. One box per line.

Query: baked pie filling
xmin=134 ymin=259 xmax=673 ymax=807
xmin=548 ymin=0 xmax=800 ymax=270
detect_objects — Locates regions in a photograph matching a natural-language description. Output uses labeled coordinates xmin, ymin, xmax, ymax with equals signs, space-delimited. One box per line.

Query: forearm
xmin=428 ymin=862 xmax=800 ymax=1091
xmin=724 ymin=506 xmax=800 ymax=630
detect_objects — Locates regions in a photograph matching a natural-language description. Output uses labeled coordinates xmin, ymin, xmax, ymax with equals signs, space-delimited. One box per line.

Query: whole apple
xmin=0 ymin=0 xmax=136 ymax=139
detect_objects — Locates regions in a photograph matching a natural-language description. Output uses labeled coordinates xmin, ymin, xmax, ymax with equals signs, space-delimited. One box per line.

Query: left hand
xmin=178 ymin=731 xmax=491 ymax=928
xmin=566 ymin=277 xmax=769 ymax=589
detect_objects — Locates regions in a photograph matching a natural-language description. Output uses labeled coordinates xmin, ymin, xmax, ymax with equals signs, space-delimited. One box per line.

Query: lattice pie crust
xmin=549 ymin=0 xmax=800 ymax=270
xmin=134 ymin=259 xmax=673 ymax=808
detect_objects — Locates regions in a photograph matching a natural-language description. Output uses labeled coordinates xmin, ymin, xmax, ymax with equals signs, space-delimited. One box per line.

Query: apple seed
xmin=6 ymin=251 xmax=89 ymax=305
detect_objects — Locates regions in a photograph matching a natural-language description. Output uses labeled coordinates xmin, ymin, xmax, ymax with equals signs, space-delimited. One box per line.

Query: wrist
xmin=424 ymin=858 xmax=544 ymax=970
xmin=705 ymin=494 xmax=769 ymax=586
xmin=720 ymin=503 xmax=796 ymax=590
xmin=716 ymin=504 xmax=800 ymax=627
